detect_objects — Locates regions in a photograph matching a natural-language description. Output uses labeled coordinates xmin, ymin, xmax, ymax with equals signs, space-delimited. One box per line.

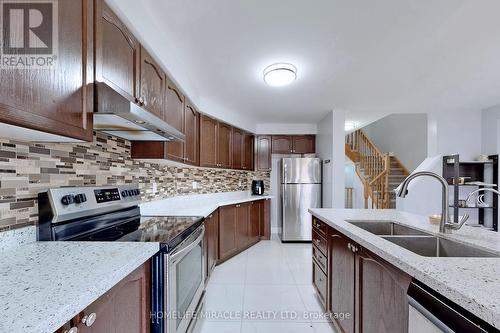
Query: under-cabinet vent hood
xmin=93 ymin=82 xmax=185 ymax=142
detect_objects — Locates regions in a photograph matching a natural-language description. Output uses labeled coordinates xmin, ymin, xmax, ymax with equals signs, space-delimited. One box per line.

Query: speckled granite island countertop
xmin=140 ymin=191 xmax=273 ymax=217
xmin=0 ymin=227 xmax=159 ymax=333
xmin=309 ymin=208 xmax=500 ymax=329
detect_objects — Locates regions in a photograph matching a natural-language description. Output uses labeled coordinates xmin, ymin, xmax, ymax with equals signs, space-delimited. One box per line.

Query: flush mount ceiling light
xmin=263 ymin=63 xmax=297 ymax=87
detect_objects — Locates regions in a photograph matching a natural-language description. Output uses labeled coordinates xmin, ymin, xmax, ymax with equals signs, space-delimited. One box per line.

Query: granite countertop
xmin=140 ymin=191 xmax=273 ymax=217
xmin=0 ymin=227 xmax=159 ymax=333
xmin=309 ymin=208 xmax=500 ymax=329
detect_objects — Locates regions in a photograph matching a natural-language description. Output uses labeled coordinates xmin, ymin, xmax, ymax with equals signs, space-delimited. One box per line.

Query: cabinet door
xmin=232 ymin=128 xmax=244 ymax=170
xmin=236 ymin=203 xmax=250 ymax=249
xmin=184 ymin=103 xmax=199 ymax=165
xmin=207 ymin=210 xmax=219 ymax=276
xmin=256 ymin=136 xmax=272 ymax=171
xmin=248 ymin=201 xmax=260 ymax=243
xmin=356 ymin=249 xmax=411 ymax=333
xmin=164 ymin=78 xmax=185 ymax=162
xmin=0 ymin=0 xmax=94 ymax=141
xmin=77 ymin=263 xmax=150 ymax=333
xmin=272 ymin=136 xmax=293 ymax=154
xmin=243 ymin=134 xmax=255 ymax=170
xmin=200 ymin=115 xmax=218 ymax=168
xmin=139 ymin=46 xmax=165 ymax=119
xmin=217 ymin=123 xmax=233 ymax=168
xmin=218 ymin=206 xmax=238 ymax=261
xmin=293 ymin=135 xmax=316 ymax=154
xmin=96 ymin=2 xmax=139 ymax=103
xmin=259 ymin=199 xmax=271 ymax=240
xmin=329 ymin=232 xmax=355 ymax=333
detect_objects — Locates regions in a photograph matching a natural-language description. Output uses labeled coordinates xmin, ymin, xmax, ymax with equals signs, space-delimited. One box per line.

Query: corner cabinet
xmin=312 ymin=217 xmax=411 ymax=333
xmin=56 ymin=262 xmax=150 ymax=333
xmin=0 ymin=0 xmax=94 ymax=141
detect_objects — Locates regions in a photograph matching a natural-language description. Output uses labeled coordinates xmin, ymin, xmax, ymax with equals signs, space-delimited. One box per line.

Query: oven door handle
xmin=170 ymin=226 xmax=205 ymax=263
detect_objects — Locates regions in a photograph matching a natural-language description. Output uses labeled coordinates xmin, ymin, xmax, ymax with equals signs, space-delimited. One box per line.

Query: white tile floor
xmin=197 ymin=236 xmax=338 ymax=333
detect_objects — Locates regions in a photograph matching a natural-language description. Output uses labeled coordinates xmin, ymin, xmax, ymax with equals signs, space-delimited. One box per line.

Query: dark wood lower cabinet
xmin=329 ymin=232 xmax=355 ymax=333
xmin=357 ymin=249 xmax=411 ymax=333
xmin=57 ymin=263 xmax=150 ymax=333
xmin=218 ymin=200 xmax=268 ymax=262
xmin=313 ymin=217 xmax=411 ymax=333
xmin=218 ymin=205 xmax=238 ymax=261
xmin=260 ymin=199 xmax=271 ymax=240
xmin=205 ymin=210 xmax=219 ymax=281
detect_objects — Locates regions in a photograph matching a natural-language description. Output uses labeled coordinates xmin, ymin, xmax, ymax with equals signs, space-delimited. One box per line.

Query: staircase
xmin=345 ymin=129 xmax=410 ymax=209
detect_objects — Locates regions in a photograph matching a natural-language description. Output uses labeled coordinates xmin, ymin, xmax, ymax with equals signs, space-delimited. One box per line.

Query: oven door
xmin=167 ymin=225 xmax=205 ymax=333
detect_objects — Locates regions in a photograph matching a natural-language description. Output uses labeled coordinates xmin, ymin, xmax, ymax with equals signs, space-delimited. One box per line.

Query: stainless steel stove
xmin=37 ymin=185 xmax=206 ymax=333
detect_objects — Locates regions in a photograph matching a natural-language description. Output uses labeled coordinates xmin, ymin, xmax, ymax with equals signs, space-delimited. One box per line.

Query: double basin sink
xmin=347 ymin=221 xmax=498 ymax=258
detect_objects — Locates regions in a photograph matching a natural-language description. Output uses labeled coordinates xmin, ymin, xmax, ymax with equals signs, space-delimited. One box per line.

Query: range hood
xmin=93 ymin=82 xmax=185 ymax=142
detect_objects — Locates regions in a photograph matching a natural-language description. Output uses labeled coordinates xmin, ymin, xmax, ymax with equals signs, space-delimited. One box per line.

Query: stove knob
xmin=75 ymin=193 xmax=87 ymax=204
xmin=121 ymin=190 xmax=128 ymax=198
xmin=135 ymin=189 xmax=141 ymax=196
xmin=61 ymin=195 xmax=75 ymax=206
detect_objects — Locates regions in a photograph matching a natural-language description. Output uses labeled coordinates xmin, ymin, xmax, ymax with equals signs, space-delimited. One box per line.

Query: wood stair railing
xmin=346 ymin=130 xmax=393 ymax=209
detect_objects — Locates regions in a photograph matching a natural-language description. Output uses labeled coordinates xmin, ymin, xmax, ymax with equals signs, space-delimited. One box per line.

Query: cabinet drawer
xmin=312 ymin=244 xmax=327 ymax=273
xmin=313 ymin=261 xmax=327 ymax=308
xmin=312 ymin=217 xmax=327 ymax=236
xmin=312 ymin=230 xmax=328 ymax=256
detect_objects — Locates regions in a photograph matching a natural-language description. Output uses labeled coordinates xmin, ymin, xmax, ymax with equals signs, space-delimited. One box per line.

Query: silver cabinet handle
xmin=64 ymin=328 xmax=78 ymax=333
xmin=81 ymin=313 xmax=97 ymax=327
xmin=138 ymin=96 xmax=145 ymax=104
xmin=348 ymin=243 xmax=352 ymax=251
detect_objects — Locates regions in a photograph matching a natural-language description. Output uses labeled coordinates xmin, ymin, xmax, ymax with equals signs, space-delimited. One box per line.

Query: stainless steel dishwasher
xmin=408 ymin=281 xmax=499 ymax=333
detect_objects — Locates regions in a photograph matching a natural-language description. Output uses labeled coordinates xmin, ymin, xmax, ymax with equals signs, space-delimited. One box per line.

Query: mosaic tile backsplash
xmin=0 ymin=132 xmax=270 ymax=231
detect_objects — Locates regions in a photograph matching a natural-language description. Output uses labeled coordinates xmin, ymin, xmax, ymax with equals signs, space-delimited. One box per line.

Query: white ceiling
xmin=108 ymin=0 xmax=500 ymax=132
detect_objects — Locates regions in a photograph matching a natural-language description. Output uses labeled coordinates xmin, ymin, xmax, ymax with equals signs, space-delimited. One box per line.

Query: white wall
xmin=362 ymin=114 xmax=427 ymax=171
xmin=481 ymin=105 xmax=500 ymax=154
xmin=255 ymin=123 xmax=318 ymax=135
xmin=397 ymin=108 xmax=484 ymax=221
xmin=316 ymin=110 xmax=346 ymax=208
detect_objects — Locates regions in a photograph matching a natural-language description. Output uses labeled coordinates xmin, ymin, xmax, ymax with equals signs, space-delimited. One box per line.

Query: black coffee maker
xmin=251 ymin=180 xmax=265 ymax=195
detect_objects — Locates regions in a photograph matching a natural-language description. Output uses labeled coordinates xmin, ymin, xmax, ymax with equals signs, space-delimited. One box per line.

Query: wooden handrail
xmin=369 ymin=169 xmax=388 ymax=186
xmin=346 ymin=129 xmax=392 ymax=209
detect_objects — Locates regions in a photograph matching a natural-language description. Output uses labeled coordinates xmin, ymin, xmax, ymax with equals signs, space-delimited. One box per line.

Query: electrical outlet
xmin=238 ymin=180 xmax=242 ymax=187
xmin=152 ymin=182 xmax=158 ymax=194
xmin=192 ymin=181 xmax=198 ymax=190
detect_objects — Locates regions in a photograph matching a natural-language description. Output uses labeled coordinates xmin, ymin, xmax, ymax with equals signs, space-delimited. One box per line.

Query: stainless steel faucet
xmin=396 ymin=171 xmax=469 ymax=234
xmin=465 ymin=188 xmax=500 ymax=206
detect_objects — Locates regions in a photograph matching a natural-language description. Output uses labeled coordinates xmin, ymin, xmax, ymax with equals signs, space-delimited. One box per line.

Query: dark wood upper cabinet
xmin=243 ymin=133 xmax=255 ymax=170
xmin=200 ymin=115 xmax=218 ymax=168
xmin=164 ymin=77 xmax=185 ymax=162
xmin=184 ymin=102 xmax=200 ymax=165
xmin=272 ymin=136 xmax=294 ymax=154
xmin=96 ymin=2 xmax=139 ymax=103
xmin=256 ymin=136 xmax=272 ymax=171
xmin=164 ymin=77 xmax=184 ymax=132
xmin=293 ymin=135 xmax=316 ymax=154
xmin=356 ymin=249 xmax=411 ymax=333
xmin=139 ymin=46 xmax=165 ymax=119
xmin=329 ymin=232 xmax=355 ymax=333
xmin=0 ymin=0 xmax=94 ymax=141
xmin=76 ymin=263 xmax=150 ymax=333
xmin=232 ymin=128 xmax=244 ymax=170
xmin=217 ymin=122 xmax=233 ymax=168
xmin=218 ymin=205 xmax=238 ymax=261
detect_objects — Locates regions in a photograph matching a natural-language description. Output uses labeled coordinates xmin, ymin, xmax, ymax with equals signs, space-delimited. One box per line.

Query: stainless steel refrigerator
xmin=280 ymin=158 xmax=322 ymax=242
